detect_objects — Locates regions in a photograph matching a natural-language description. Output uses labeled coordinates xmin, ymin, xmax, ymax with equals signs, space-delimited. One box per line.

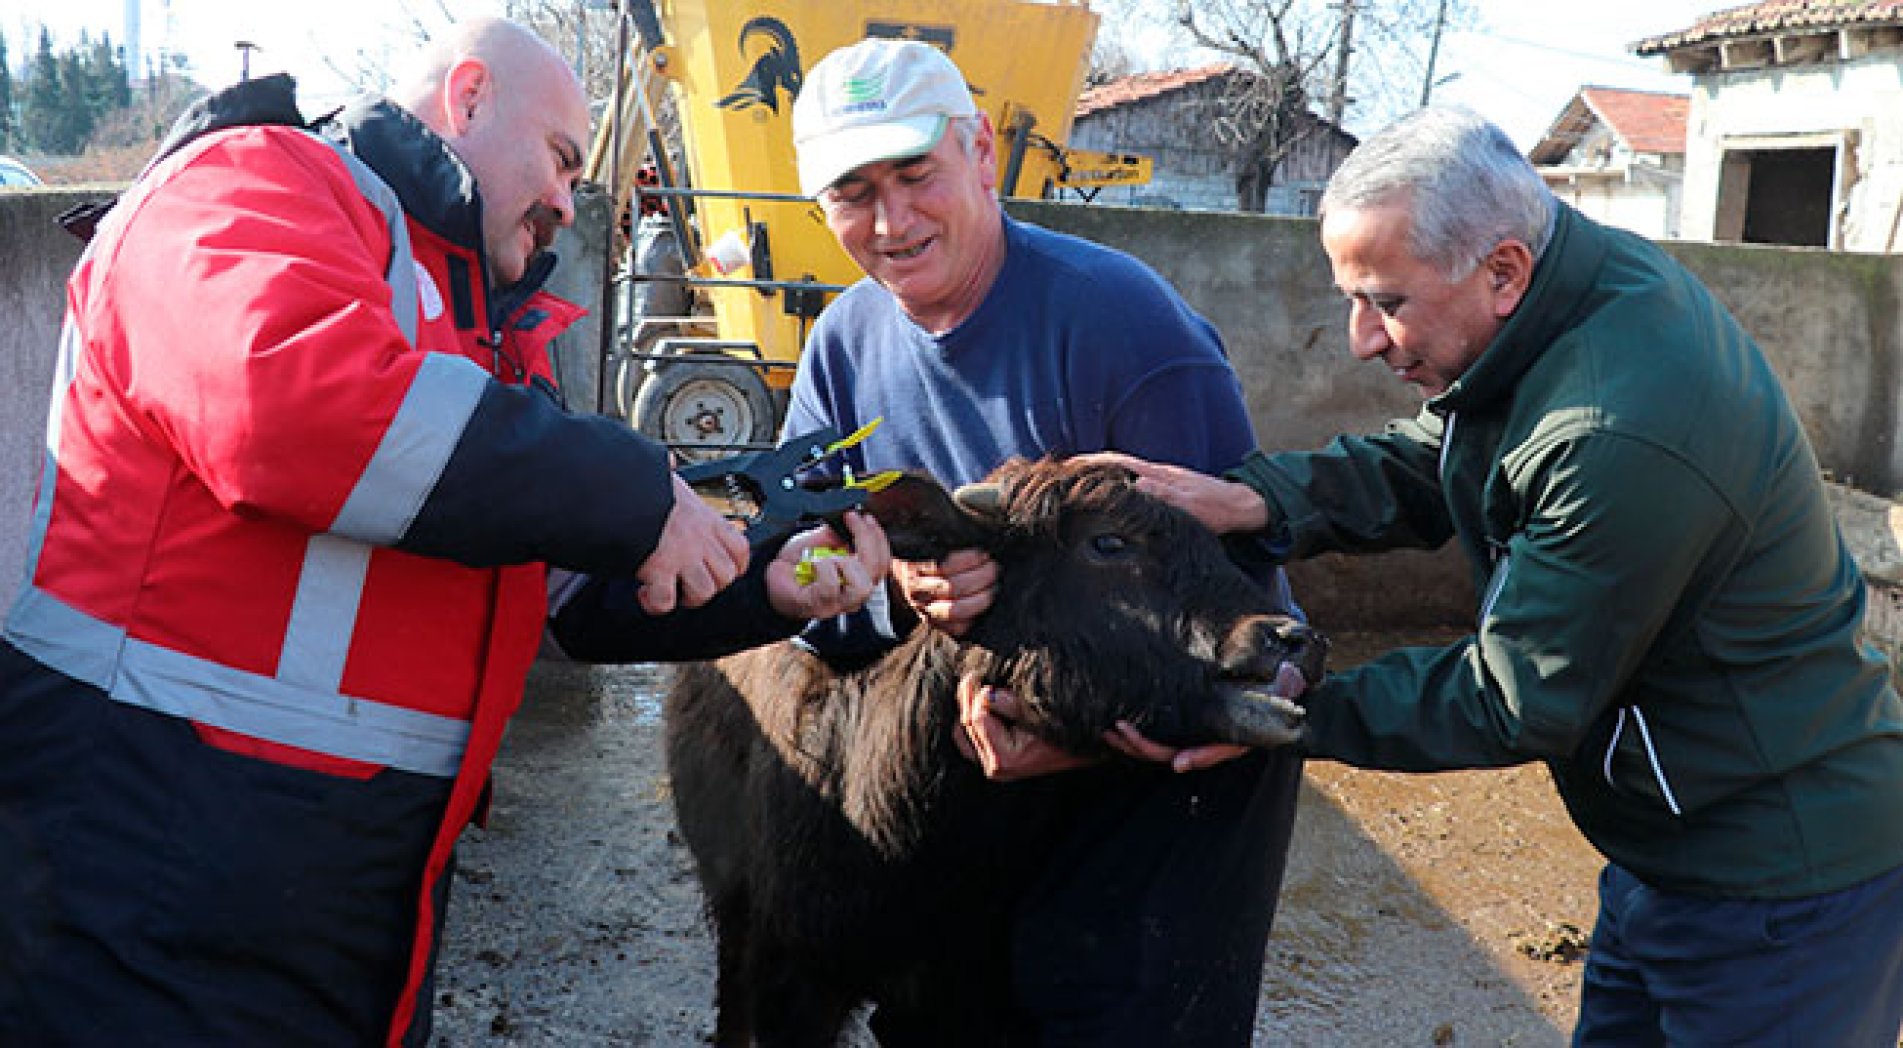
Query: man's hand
xmin=637 ymin=473 xmax=751 ymax=615
xmin=1104 ymin=661 xmax=1311 ymax=773
xmin=954 ymin=676 xmax=1101 ymax=781
xmin=764 ymin=511 xmax=892 ymax=620
xmin=893 ymin=549 xmax=997 ymax=636
xmin=1103 ymin=727 xmax=1250 ymax=774
xmin=1076 ymin=451 xmax=1270 ymax=535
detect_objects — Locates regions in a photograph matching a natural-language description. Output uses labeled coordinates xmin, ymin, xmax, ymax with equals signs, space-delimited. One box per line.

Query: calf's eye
xmin=1089 ymin=533 xmax=1129 ymax=559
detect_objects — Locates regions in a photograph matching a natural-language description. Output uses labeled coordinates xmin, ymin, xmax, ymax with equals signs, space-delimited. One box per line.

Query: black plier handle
xmin=676 ymin=426 xmax=869 ymax=544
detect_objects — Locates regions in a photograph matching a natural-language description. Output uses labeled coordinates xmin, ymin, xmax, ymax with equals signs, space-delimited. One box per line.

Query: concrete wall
xmin=6 ymin=188 xmax=1903 ymax=644
xmin=1 ymin=190 xmax=89 ymax=622
xmin=1664 ymin=240 xmax=1903 ymax=492
xmin=1829 ymin=483 xmax=1903 ymax=673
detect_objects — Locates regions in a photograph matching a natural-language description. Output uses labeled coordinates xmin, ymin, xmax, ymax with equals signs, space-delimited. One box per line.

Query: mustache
xmin=526 ymin=203 xmax=563 ymax=251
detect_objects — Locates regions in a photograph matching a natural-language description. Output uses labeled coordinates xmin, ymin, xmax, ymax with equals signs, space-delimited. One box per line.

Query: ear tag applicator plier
xmin=677 ymin=419 xmax=899 ymax=584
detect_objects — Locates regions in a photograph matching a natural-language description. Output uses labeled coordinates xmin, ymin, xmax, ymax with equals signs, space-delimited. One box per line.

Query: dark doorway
xmin=1736 ymin=147 xmax=1834 ymax=247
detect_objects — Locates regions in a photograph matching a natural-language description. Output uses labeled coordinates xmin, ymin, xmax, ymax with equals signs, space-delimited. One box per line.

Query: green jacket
xmin=1232 ymin=204 xmax=1903 ymax=899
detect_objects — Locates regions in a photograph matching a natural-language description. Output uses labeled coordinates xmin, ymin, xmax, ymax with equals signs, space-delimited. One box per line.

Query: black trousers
xmin=0 ymin=641 xmax=451 ymax=1047
xmin=1009 ymin=748 xmax=1304 ymax=1046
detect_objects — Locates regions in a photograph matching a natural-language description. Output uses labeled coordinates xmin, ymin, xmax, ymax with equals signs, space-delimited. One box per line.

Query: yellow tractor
xmin=587 ymin=0 xmax=1150 ymax=458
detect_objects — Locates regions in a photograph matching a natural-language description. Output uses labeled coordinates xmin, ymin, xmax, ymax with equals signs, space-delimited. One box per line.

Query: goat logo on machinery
xmin=718 ymin=17 xmax=803 ymax=114
xmin=718 ymin=20 xmax=965 ymax=117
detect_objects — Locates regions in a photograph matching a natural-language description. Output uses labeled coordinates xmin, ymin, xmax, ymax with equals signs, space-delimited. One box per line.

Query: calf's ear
xmin=866 ymin=474 xmax=993 ymax=560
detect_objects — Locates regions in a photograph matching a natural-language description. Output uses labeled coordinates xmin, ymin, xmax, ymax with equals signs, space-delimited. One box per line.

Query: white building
xmin=1530 ymin=87 xmax=1689 ymax=241
xmin=1634 ymin=2 xmax=1903 ymax=250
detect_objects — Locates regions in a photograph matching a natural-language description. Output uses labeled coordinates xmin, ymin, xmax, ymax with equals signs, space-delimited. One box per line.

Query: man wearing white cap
xmin=782 ymin=37 xmax=1304 ymax=1044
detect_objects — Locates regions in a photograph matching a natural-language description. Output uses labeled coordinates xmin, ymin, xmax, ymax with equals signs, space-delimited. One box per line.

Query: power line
xmin=1458 ymin=28 xmax=1671 ymax=73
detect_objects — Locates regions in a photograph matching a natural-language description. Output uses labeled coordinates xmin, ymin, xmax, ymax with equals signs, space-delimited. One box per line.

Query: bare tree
xmin=303 ymin=0 xmax=452 ymax=100
xmin=504 ymin=0 xmax=624 ymax=103
xmin=1088 ymin=31 xmax=1144 ymax=88
xmin=1123 ymin=0 xmax=1469 ymax=211
xmin=511 ymin=0 xmax=688 ymax=204
xmin=301 ymin=1 xmax=622 ymax=107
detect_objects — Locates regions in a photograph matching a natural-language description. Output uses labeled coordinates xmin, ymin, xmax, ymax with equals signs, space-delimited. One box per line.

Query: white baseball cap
xmin=792 ymin=38 xmax=978 ymax=197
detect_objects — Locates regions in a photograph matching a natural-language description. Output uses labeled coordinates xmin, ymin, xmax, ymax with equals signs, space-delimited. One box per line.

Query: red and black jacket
xmin=2 ymin=92 xmax=706 ymax=1045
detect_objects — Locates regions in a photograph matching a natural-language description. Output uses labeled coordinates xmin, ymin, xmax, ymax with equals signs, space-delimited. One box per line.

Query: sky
xmin=2 ymin=0 xmax=510 ymax=112
xmin=7 ymin=0 xmax=1720 ymax=150
xmin=1425 ymin=1 xmax=1716 ymax=147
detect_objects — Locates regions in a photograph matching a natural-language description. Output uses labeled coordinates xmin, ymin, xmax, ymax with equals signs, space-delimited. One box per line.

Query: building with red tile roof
xmin=1635 ymin=1 xmax=1903 ymax=73
xmin=1066 ymin=65 xmax=1355 ymax=214
xmin=1633 ymin=2 xmax=1903 ymax=249
xmin=1073 ymin=65 xmax=1235 ymax=119
xmin=1530 ymin=87 xmax=1690 ymax=239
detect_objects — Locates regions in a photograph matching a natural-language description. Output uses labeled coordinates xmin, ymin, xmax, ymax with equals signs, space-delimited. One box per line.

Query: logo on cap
xmin=836 ymin=72 xmax=890 ymax=116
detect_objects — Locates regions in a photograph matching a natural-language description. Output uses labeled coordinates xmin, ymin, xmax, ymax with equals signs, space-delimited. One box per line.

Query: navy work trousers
xmin=1574 ymin=860 xmax=1903 ymax=1046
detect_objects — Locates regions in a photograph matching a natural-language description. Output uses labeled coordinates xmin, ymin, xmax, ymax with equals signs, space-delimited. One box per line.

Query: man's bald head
xmin=395 ymin=18 xmax=592 ymax=285
xmin=395 ymin=18 xmax=581 ymax=123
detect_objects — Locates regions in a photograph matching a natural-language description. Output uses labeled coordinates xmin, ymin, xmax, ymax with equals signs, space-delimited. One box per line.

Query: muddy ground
xmin=430 ymin=631 xmax=1603 ymax=1046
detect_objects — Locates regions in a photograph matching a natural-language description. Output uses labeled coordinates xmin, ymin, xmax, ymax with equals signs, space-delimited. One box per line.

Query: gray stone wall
xmin=1 ymin=190 xmax=88 ymax=619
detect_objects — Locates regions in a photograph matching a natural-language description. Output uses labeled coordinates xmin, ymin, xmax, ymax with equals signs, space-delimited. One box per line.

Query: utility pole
xmin=1420 ymin=0 xmax=1449 ymax=105
xmin=235 ymin=39 xmax=259 ymax=81
xmin=1328 ymin=0 xmax=1356 ymax=127
xmin=123 ymin=0 xmax=140 ymax=93
xmin=575 ymin=0 xmax=588 ymax=83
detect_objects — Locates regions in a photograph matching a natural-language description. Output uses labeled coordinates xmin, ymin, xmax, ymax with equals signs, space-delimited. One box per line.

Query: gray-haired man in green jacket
xmin=1081 ymin=106 xmax=1903 ymax=1044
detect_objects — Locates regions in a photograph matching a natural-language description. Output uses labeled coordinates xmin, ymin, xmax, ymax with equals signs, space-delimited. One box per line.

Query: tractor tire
xmin=611 ymin=322 xmax=681 ymax=420
xmin=630 ymin=357 xmax=778 ymax=463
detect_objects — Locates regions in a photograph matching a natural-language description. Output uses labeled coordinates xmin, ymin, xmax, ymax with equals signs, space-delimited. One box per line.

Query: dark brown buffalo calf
xmin=663 ymin=457 xmax=1324 ymax=1047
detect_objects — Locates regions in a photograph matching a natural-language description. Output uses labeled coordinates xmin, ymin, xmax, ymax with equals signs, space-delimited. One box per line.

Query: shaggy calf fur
xmin=663 ymin=457 xmax=1324 ymax=1046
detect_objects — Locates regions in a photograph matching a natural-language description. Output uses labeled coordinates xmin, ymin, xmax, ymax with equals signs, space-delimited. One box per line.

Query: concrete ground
xmin=430 ymin=636 xmax=1599 ymax=1047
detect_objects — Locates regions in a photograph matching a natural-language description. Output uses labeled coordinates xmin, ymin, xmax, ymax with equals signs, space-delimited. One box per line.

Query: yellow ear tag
xmin=827 ymin=416 xmax=885 ymax=455
xmin=793 ymin=546 xmax=851 ymax=586
xmin=842 ymin=468 xmax=901 ymax=493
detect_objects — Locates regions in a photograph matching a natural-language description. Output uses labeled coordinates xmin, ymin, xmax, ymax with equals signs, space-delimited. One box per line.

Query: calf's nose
xmin=1218 ymin=616 xmax=1328 ymax=685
